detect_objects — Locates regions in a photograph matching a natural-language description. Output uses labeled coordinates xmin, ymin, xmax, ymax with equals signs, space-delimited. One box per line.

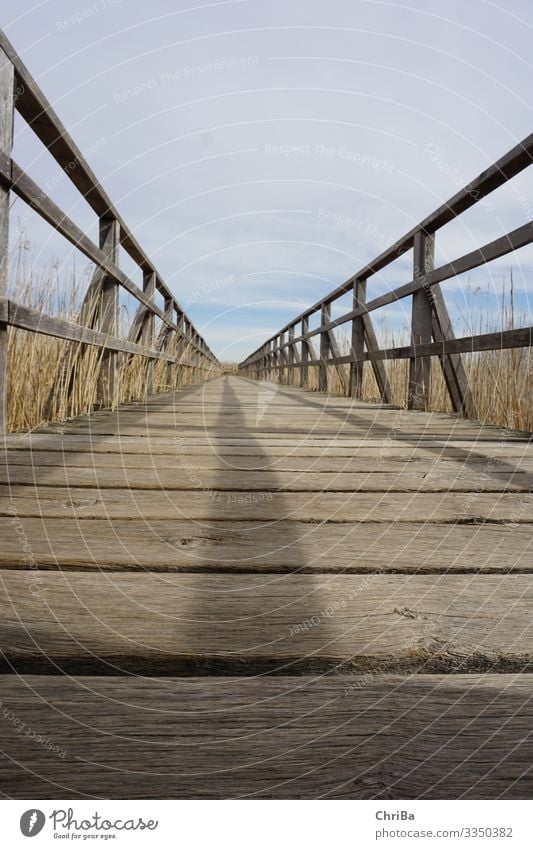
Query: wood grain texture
xmin=0 ymin=518 xmax=531 ymax=573
xmin=0 ymin=375 xmax=531 ymax=799
xmin=0 ymin=674 xmax=531 ymax=798
xmin=1 ymin=571 xmax=531 ymax=675
xmin=4 ymin=448 xmax=533 ymax=471
xmin=1 ymin=485 xmax=530 ymax=521
xmin=1 ymin=464 xmax=529 ymax=491
xmin=3 ymin=20 xmax=533 ymax=801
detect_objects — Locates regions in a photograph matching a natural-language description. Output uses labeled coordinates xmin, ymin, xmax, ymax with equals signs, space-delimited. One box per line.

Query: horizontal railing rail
xmin=239 ymin=135 xmax=533 ymax=418
xmin=0 ymin=30 xmax=219 ymax=431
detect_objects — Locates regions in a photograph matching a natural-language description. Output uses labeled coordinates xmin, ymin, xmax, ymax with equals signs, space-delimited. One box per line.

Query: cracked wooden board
xmin=2 ymin=450 xmax=533 ymax=474
xmin=0 ymin=518 xmax=531 ymax=573
xmin=0 ymin=674 xmax=531 ymax=798
xmin=0 ymin=465 xmax=530 ymax=491
xmin=4 ymin=434 xmax=531 ymax=455
xmin=1 ymin=571 xmax=531 ymax=675
xmin=1 ymin=486 xmax=530 ymax=522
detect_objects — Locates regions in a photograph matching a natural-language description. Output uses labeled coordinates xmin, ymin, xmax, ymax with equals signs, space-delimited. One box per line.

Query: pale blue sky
xmin=4 ymin=0 xmax=533 ymax=360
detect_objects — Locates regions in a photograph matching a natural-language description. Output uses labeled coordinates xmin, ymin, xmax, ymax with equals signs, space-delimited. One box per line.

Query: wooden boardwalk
xmin=0 ymin=374 xmax=532 ymax=798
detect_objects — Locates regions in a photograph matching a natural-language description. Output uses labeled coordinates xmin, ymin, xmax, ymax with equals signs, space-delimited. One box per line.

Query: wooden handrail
xmin=240 ymin=136 xmax=533 ymax=417
xmin=0 ymin=30 xmax=220 ymax=429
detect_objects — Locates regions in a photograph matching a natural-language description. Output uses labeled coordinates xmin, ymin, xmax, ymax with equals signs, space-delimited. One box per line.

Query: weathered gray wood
xmin=1 ymin=571 xmax=532 ymax=673
xmin=0 ymin=517 xmax=530 ymax=572
xmin=430 ymin=283 xmax=476 ymax=418
xmin=296 ymin=325 xmax=533 ymax=367
xmin=141 ymin=270 xmax=156 ymax=393
xmin=5 ymin=448 xmax=532 ymax=472
xmin=95 ymin=216 xmax=120 ymax=407
xmin=319 ymin=302 xmax=330 ymax=391
xmin=0 ymin=463 xmax=529 ymax=491
xmin=0 ymin=49 xmax=13 ymax=434
xmin=300 ymin=316 xmax=309 ymax=388
xmin=287 ymin=325 xmax=295 ymax=380
xmin=0 ymin=673 xmax=531 ymax=798
xmin=349 ymin=279 xmax=366 ymax=397
xmin=408 ymin=231 xmax=434 ymax=409
xmin=6 ymin=300 xmax=175 ymax=359
xmin=1 ymin=485 xmax=529 ymax=522
xmin=4 ymin=432 xmax=530 ymax=457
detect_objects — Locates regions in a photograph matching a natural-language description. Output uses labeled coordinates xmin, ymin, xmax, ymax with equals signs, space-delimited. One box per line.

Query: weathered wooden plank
xmin=36 ymin=419 xmax=514 ymax=438
xmin=0 ymin=673 xmax=531 ymax=798
xmin=349 ymin=278 xmax=366 ymax=397
xmin=95 ymin=216 xmax=120 ymax=406
xmin=0 ymin=48 xmax=13 ymax=434
xmin=408 ymin=231 xmax=434 ymax=410
xmin=0 ymin=463 xmax=529 ymax=491
xmin=7 ymin=300 xmax=176 ymax=360
xmin=0 ymin=518 xmax=530 ymax=573
xmin=1 ymin=486 xmax=529 ymax=521
xmin=3 ymin=449 xmax=533 ymax=472
xmin=1 ymin=571 xmax=532 ymax=674
xmin=4 ymin=433 xmax=530 ymax=455
xmin=302 ymin=325 xmax=533 ymax=365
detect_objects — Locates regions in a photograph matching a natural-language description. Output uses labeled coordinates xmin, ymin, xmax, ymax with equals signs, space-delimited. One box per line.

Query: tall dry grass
xmin=6 ymin=234 xmax=218 ymax=432
xmin=274 ymin=277 xmax=532 ymax=432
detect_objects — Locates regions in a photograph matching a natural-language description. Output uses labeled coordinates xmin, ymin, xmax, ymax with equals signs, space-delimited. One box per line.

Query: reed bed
xmin=6 ymin=236 xmax=218 ymax=432
xmin=6 ymin=235 xmax=531 ymax=434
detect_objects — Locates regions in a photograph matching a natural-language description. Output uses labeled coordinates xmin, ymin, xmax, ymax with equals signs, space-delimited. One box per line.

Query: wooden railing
xmin=0 ymin=30 xmax=219 ymax=432
xmin=239 ymin=136 xmax=533 ymax=418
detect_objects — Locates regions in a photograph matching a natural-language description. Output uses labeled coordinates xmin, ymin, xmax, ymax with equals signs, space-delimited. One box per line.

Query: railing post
xmin=408 ymin=230 xmax=434 ymax=410
xmin=0 ymin=49 xmax=14 ymax=434
xmin=278 ymin=332 xmax=285 ymax=384
xmin=349 ymin=279 xmax=366 ymax=398
xmin=261 ymin=344 xmax=267 ymax=380
xmin=141 ymin=270 xmax=156 ymax=396
xmin=301 ymin=316 xmax=309 ymax=389
xmin=96 ymin=216 xmax=120 ymax=408
xmin=288 ymin=325 xmax=295 ymax=386
xmin=319 ymin=302 xmax=330 ymax=392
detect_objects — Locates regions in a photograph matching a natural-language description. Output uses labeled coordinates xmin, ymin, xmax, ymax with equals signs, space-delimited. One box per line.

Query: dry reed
xmin=6 ymin=233 xmax=219 ymax=432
